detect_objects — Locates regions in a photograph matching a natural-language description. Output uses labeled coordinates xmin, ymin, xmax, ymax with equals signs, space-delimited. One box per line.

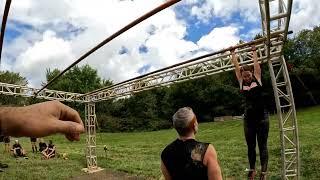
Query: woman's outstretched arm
xmin=252 ymin=46 xmax=261 ymax=81
xmin=231 ymin=48 xmax=242 ymax=84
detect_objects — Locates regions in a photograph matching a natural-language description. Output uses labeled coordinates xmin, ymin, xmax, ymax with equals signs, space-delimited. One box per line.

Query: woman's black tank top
xmin=241 ymin=77 xmax=265 ymax=120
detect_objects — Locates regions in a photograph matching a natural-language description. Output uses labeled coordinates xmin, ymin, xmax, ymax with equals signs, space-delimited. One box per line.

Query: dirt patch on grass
xmin=71 ymin=169 xmax=146 ymax=180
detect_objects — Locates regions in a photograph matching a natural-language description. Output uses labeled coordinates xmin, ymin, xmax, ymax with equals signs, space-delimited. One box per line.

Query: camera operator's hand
xmin=0 ymin=101 xmax=85 ymax=141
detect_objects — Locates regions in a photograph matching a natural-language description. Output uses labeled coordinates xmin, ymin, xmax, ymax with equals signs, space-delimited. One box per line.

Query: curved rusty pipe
xmin=35 ymin=0 xmax=181 ymax=96
xmin=0 ymin=0 xmax=12 ymax=66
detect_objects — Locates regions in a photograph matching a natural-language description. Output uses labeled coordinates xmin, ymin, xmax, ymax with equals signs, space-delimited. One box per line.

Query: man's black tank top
xmin=161 ymin=139 xmax=209 ymax=180
xmin=241 ymin=76 xmax=265 ymax=120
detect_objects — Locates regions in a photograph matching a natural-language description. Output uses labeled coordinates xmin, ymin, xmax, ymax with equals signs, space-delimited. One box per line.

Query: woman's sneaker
xmin=260 ymin=172 xmax=267 ymax=180
xmin=248 ymin=169 xmax=256 ymax=180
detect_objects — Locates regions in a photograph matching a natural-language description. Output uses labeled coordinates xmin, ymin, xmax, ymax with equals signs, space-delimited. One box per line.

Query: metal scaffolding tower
xmin=83 ymin=102 xmax=102 ymax=173
xmin=260 ymin=0 xmax=299 ymax=179
xmin=0 ymin=0 xmax=299 ymax=178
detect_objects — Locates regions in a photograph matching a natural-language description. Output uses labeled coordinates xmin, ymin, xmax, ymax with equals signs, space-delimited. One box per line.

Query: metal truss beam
xmin=0 ymin=82 xmax=89 ymax=103
xmin=87 ymin=35 xmax=284 ymax=102
xmin=260 ymin=0 xmax=299 ymax=179
xmin=268 ymin=56 xmax=300 ymax=180
xmin=84 ymin=103 xmax=99 ymax=171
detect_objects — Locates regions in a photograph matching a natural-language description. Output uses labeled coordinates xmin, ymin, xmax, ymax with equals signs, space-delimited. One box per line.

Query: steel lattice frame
xmin=83 ymin=102 xmax=102 ymax=172
xmin=0 ymin=82 xmax=89 ymax=102
xmin=259 ymin=0 xmax=299 ymax=179
xmin=0 ymin=0 xmax=299 ymax=179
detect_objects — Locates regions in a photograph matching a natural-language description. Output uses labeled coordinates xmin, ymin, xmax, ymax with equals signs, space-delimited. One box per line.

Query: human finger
xmin=57 ymin=103 xmax=83 ymax=126
xmin=65 ymin=133 xmax=81 ymax=141
xmin=54 ymin=120 xmax=85 ymax=137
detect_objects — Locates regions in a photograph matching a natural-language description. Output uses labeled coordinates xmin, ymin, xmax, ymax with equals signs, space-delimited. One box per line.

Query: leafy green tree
xmin=46 ymin=64 xmax=111 ymax=93
xmin=0 ymin=71 xmax=28 ymax=106
xmin=45 ymin=64 xmax=113 ymax=121
xmin=284 ymin=26 xmax=320 ymax=106
xmin=0 ymin=71 xmax=28 ymax=85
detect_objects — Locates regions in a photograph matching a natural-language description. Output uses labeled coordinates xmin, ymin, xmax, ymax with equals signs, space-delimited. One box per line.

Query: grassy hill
xmin=0 ymin=106 xmax=319 ymax=179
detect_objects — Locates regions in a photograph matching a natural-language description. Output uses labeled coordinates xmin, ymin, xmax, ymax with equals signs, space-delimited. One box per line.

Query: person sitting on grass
xmin=44 ymin=140 xmax=56 ymax=159
xmin=39 ymin=138 xmax=47 ymax=152
xmin=38 ymin=138 xmax=48 ymax=158
xmin=11 ymin=140 xmax=27 ymax=158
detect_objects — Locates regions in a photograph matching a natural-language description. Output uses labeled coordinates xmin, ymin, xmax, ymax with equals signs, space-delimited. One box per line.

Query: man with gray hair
xmin=161 ymin=107 xmax=222 ymax=180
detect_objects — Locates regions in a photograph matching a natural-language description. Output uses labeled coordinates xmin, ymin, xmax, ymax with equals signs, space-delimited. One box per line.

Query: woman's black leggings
xmin=244 ymin=115 xmax=269 ymax=172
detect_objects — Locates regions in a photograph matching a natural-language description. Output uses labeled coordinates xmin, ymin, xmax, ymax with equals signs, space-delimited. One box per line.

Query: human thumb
xmin=56 ymin=121 xmax=85 ymax=135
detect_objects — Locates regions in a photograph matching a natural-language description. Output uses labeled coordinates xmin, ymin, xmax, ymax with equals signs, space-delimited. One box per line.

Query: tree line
xmin=1 ymin=26 xmax=319 ymax=132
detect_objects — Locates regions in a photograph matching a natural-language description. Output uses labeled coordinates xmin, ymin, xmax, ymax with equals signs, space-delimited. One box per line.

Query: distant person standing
xmin=3 ymin=136 xmax=10 ymax=153
xmin=0 ymin=136 xmax=9 ymax=172
xmin=30 ymin=137 xmax=38 ymax=153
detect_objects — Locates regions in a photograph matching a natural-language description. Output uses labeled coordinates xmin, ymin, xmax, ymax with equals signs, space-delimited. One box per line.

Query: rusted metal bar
xmin=35 ymin=0 xmax=181 ymax=96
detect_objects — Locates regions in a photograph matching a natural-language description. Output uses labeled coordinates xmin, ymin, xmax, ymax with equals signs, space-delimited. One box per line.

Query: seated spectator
xmin=38 ymin=138 xmax=48 ymax=159
xmin=11 ymin=140 xmax=27 ymax=158
xmin=44 ymin=140 xmax=56 ymax=159
xmin=39 ymin=138 xmax=47 ymax=152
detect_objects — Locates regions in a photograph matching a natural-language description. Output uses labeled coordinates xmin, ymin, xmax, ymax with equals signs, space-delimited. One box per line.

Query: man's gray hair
xmin=172 ymin=107 xmax=195 ymax=129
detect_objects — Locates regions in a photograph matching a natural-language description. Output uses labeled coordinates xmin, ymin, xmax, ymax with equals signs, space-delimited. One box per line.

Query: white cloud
xmin=14 ymin=31 xmax=75 ymax=87
xmin=198 ymin=26 xmax=240 ymax=51
xmin=240 ymin=28 xmax=261 ymax=41
xmin=0 ymin=0 xmax=199 ymax=87
xmin=1 ymin=0 xmax=72 ymax=26
xmin=1 ymin=0 xmax=318 ymax=89
xmin=182 ymin=0 xmax=260 ymax=23
xmin=183 ymin=0 xmax=320 ymax=35
xmin=290 ymin=0 xmax=320 ymax=33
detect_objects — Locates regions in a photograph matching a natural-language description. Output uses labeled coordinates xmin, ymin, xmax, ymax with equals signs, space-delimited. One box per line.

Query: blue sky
xmin=0 ymin=0 xmax=319 ymax=87
xmin=174 ymin=3 xmax=261 ymax=43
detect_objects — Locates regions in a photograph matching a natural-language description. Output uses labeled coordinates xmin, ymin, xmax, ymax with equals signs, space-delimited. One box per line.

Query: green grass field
xmin=0 ymin=106 xmax=319 ymax=180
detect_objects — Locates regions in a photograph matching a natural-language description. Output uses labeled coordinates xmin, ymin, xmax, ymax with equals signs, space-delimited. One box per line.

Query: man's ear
xmin=192 ymin=121 xmax=197 ymax=130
